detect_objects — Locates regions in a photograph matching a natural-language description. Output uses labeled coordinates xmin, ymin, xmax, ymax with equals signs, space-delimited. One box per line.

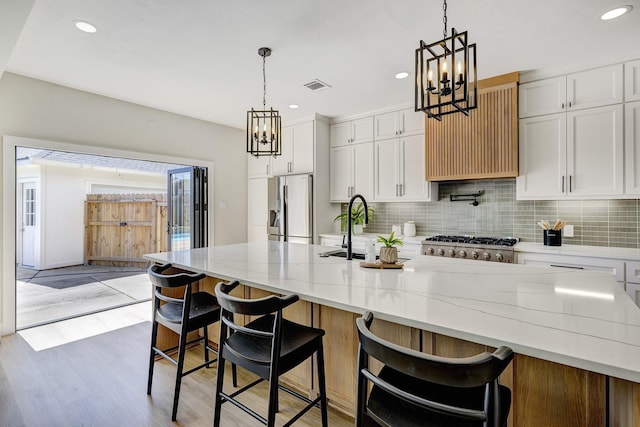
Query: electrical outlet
xmin=564 ymin=224 xmax=574 ymax=237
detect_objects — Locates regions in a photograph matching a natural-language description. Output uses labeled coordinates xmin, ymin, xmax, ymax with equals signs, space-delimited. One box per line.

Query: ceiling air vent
xmin=304 ymin=79 xmax=332 ymax=91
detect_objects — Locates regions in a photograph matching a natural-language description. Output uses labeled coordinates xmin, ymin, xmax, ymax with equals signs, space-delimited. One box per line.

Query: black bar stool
xmin=356 ymin=311 xmax=513 ymax=427
xmin=147 ymin=263 xmax=222 ymax=421
xmin=213 ymin=280 xmax=328 ymax=427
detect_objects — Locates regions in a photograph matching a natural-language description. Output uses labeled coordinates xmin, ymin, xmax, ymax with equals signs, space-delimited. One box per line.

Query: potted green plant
xmin=334 ymin=203 xmax=375 ymax=234
xmin=376 ymin=231 xmax=404 ymax=264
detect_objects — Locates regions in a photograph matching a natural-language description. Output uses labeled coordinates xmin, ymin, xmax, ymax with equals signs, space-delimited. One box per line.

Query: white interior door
xmin=21 ymin=182 xmax=37 ymax=267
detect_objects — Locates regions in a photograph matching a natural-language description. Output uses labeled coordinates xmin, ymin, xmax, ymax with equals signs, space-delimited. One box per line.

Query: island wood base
xmin=157 ymin=277 xmax=638 ymax=426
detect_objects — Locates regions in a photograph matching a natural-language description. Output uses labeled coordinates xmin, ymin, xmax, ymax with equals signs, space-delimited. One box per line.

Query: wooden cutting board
xmin=359 ymin=262 xmax=404 ymax=269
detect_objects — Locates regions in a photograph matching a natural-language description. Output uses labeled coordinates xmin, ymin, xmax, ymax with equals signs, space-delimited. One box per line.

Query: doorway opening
xmin=14 ymin=146 xmax=207 ymax=330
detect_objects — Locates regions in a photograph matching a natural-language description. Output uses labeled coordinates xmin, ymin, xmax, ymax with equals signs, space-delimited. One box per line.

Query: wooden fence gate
xmin=84 ymin=193 xmax=167 ymax=267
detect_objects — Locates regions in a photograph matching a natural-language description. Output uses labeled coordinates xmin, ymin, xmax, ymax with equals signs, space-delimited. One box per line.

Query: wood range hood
xmin=424 ymin=72 xmax=519 ymax=181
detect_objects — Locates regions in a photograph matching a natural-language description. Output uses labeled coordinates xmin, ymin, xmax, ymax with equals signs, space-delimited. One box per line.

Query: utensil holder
xmin=543 ymin=229 xmax=562 ymax=246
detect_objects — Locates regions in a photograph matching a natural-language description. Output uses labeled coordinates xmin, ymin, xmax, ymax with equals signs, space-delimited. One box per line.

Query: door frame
xmin=2 ymin=135 xmax=214 ymax=335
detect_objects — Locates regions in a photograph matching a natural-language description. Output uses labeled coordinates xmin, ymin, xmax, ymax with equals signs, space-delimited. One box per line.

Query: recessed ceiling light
xmin=289 ymin=104 xmax=299 ymax=109
xmin=395 ymin=71 xmax=410 ymax=79
xmin=600 ymin=5 xmax=632 ymax=20
xmin=74 ymin=20 xmax=97 ymax=33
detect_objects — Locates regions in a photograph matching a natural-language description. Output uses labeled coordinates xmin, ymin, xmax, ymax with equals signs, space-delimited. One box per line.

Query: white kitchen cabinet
xmin=519 ymin=64 xmax=623 ymax=118
xmin=625 ymin=59 xmax=640 ymax=102
xmin=330 ymin=117 xmax=374 ymax=147
xmin=517 ymin=114 xmax=566 ymax=198
xmin=516 ymin=252 xmax=625 ymax=284
xmin=374 ymin=108 xmax=424 ymax=140
xmin=271 ymin=120 xmax=314 ymax=175
xmin=517 ymin=104 xmax=624 ymax=199
xmin=625 ymin=261 xmax=640 ymax=307
xmin=519 ymin=76 xmax=567 ymax=118
xmin=374 ymin=134 xmax=436 ymax=201
xmin=248 ymin=154 xmax=272 ymax=178
xmin=625 ymin=101 xmax=640 ymax=195
xmin=247 ymin=177 xmax=268 ymax=242
xmin=330 ymin=142 xmax=374 ymax=202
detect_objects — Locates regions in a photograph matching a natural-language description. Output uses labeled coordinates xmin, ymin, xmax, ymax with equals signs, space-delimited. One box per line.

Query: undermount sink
xmin=319 ymin=249 xmax=409 ymax=262
xmin=319 ymin=249 xmax=377 ymax=261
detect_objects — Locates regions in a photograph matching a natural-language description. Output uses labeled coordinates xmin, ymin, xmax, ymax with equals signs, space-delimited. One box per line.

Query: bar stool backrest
xmin=356 ymin=311 xmax=514 ymax=426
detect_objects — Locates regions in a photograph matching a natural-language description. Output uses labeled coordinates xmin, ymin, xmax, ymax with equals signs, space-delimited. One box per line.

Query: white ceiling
xmin=5 ymin=0 xmax=640 ymax=130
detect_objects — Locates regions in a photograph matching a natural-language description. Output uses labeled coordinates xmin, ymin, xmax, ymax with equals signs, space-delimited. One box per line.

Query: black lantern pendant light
xmin=415 ymin=0 xmax=477 ymax=121
xmin=247 ymin=47 xmax=282 ymax=157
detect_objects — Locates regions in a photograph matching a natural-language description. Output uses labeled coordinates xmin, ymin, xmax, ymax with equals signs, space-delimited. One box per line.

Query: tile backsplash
xmin=340 ymin=179 xmax=640 ymax=248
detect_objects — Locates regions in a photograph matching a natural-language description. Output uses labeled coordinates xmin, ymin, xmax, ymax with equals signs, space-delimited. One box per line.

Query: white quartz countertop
xmin=145 ymin=241 xmax=640 ymax=382
xmin=515 ymin=242 xmax=640 ymax=261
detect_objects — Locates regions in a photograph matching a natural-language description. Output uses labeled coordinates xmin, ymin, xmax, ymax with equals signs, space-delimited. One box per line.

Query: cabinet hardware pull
xmin=569 ymin=175 xmax=572 ymax=192
xmin=562 ymin=176 xmax=565 ymax=193
xmin=400 ymin=184 xmax=403 ymax=196
xmin=561 ymin=103 xmax=565 ymax=109
xmin=550 ymin=264 xmax=584 ymax=270
xmin=569 ymin=101 xmax=572 ymax=108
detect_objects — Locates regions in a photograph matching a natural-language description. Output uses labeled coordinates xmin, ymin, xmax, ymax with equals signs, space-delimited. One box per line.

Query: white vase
xmin=353 ymin=224 xmax=363 ymax=234
xmin=404 ymin=221 xmax=416 ymax=237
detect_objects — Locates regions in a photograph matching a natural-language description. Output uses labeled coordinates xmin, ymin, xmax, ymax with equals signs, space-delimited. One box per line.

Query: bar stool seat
xmin=213 ymin=280 xmax=328 ymax=427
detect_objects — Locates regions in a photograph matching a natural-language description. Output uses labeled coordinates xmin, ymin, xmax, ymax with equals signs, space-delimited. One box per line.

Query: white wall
xmin=1 ymin=72 xmax=247 ymax=335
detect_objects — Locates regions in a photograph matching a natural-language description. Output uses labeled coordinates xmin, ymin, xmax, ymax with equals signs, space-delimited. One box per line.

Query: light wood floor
xmin=0 ymin=314 xmax=354 ymax=426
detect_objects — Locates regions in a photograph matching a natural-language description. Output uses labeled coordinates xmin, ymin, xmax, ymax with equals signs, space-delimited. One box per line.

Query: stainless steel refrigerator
xmin=267 ymin=174 xmax=313 ymax=244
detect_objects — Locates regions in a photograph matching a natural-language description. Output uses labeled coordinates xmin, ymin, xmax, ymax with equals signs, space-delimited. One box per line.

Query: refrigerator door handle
xmin=282 ymin=183 xmax=288 ymax=240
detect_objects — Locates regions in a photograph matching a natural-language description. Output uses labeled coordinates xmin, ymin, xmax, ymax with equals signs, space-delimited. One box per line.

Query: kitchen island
xmin=145 ymin=241 xmax=640 ymax=426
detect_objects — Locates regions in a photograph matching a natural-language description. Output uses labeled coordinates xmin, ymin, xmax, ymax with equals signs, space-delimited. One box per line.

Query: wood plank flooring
xmin=0 ymin=312 xmax=354 ymax=427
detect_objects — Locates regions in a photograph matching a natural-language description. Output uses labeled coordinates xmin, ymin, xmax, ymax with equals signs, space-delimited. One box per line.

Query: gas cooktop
xmin=423 ymin=235 xmax=518 ymax=247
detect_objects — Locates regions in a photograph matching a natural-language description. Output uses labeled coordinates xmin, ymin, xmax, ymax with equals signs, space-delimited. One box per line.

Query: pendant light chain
xmin=442 ymin=0 xmax=448 ymax=38
xmin=262 ymin=52 xmax=267 ymax=110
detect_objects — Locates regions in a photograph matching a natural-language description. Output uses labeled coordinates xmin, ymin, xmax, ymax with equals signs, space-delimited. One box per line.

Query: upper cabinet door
xmin=330 ymin=122 xmax=353 ymax=147
xmin=351 ymin=117 xmax=374 ymax=144
xmin=374 ymin=139 xmax=400 ymax=200
xmin=566 ymin=104 xmax=624 ymax=197
xmin=626 ymin=59 xmax=640 ymax=102
xmin=353 ymin=142 xmax=374 ymax=200
xmin=567 ymin=64 xmax=623 ymax=110
xmin=248 ymin=155 xmax=271 ymax=178
xmin=519 ymin=77 xmax=566 ymax=118
xmin=374 ymin=108 xmax=424 ymax=140
xmin=330 ymin=145 xmax=353 ymax=202
xmin=625 ymin=101 xmax=640 ymax=195
xmin=400 ymin=134 xmax=429 ymax=200
xmin=270 ymin=125 xmax=293 ymax=175
xmin=374 ymin=112 xmax=399 ymax=140
xmin=400 ymin=108 xmax=425 ymax=136
xmin=516 ymin=114 xmax=567 ymax=199
xmin=331 ymin=117 xmax=373 ymax=147
xmin=271 ymin=120 xmax=314 ymax=175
